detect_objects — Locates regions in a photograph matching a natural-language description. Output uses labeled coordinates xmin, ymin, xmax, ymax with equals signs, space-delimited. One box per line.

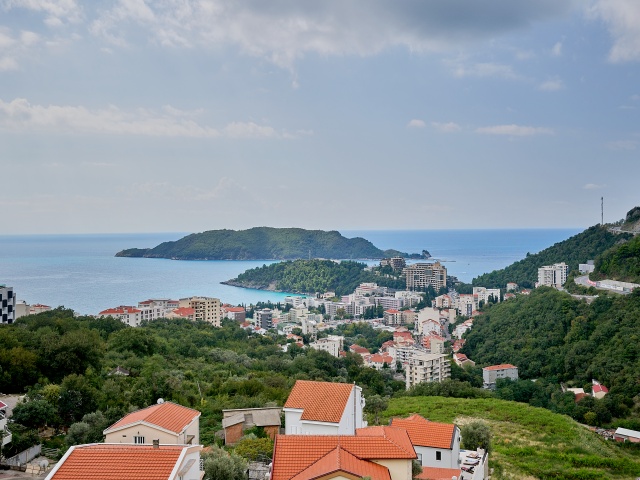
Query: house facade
xmin=482 ymin=364 xmax=518 ymax=389
xmin=103 ymin=401 xmax=200 ymax=446
xmin=283 ymin=380 xmax=366 ymax=435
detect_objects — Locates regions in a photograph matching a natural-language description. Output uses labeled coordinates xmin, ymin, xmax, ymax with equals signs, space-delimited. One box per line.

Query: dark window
xmin=2 ymin=300 xmax=6 ymax=308
xmin=8 ymin=291 xmax=12 ymax=299
xmin=436 ymin=451 xmax=442 ymax=461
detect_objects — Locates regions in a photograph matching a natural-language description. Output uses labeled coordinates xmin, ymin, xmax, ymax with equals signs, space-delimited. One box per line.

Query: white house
xmin=482 ymin=364 xmax=518 ymax=389
xmin=283 ymin=380 xmax=367 ymax=435
xmin=0 ymin=400 xmax=11 ymax=446
xmin=391 ymin=414 xmax=460 ymax=469
xmin=103 ymin=401 xmax=200 ymax=446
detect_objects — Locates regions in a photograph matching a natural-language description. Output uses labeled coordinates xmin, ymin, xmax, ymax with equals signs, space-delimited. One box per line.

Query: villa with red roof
xmin=271 ymin=426 xmax=416 ymax=480
xmin=45 ymin=444 xmax=203 ymax=480
xmin=97 ymin=306 xmax=143 ymax=327
xmin=592 ymin=380 xmax=609 ymax=399
xmin=482 ymin=364 xmax=518 ymax=389
xmin=390 ymin=414 xmax=460 ymax=470
xmin=366 ymin=353 xmax=394 ymax=370
xmin=103 ymin=401 xmax=200 ymax=446
xmin=453 ymin=353 xmax=476 ymax=368
xmin=349 ymin=344 xmax=371 ymax=356
xmin=283 ymin=380 xmax=367 ymax=435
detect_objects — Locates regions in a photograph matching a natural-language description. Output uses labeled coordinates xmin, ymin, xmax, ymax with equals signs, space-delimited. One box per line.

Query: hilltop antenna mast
xmin=601 ymin=197 xmax=604 ymax=225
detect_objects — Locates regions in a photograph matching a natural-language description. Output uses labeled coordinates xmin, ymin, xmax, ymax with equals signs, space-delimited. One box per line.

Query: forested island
xmin=224 ymin=259 xmax=406 ymax=296
xmin=115 ymin=227 xmax=427 ymax=261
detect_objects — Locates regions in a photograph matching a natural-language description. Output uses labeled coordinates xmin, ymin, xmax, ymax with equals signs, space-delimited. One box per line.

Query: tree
xmin=66 ymin=411 xmax=109 ymax=446
xmin=202 ymin=445 xmax=247 ymax=480
xmin=11 ymin=399 xmax=58 ymax=429
xmin=460 ymin=421 xmax=492 ymax=453
xmin=233 ymin=437 xmax=274 ymax=461
xmin=364 ymin=395 xmax=389 ymax=426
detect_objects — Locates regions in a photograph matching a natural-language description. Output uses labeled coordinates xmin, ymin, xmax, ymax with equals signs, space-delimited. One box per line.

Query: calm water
xmin=0 ymin=229 xmax=580 ymax=315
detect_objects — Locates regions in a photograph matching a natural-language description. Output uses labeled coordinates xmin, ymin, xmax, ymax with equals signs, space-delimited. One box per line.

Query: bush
xmin=460 ymin=421 xmax=492 ymax=453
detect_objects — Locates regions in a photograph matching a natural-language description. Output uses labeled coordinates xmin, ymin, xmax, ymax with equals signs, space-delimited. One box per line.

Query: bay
xmin=0 ymin=228 xmax=581 ymax=315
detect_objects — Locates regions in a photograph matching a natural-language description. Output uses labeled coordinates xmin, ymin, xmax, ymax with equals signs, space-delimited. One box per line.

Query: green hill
xmin=115 ymin=227 xmax=420 ymax=260
xmin=225 ymin=259 xmax=405 ymax=296
xmin=592 ymin=234 xmax=640 ymax=284
xmin=383 ymin=396 xmax=640 ymax=480
xmin=472 ymin=225 xmax=632 ymax=288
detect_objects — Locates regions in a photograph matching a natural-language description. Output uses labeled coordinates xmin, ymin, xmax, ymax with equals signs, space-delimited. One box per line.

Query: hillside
xmin=225 ymin=259 xmax=405 ymax=296
xmin=592 ymin=234 xmax=640 ymax=283
xmin=472 ymin=225 xmax=632 ymax=288
xmin=383 ymin=396 xmax=640 ymax=480
xmin=115 ymin=227 xmax=421 ymax=260
xmin=461 ymin=287 xmax=640 ymax=414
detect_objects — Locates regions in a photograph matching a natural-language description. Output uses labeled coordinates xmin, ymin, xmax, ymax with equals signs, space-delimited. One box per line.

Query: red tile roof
xmin=416 ymin=466 xmax=463 ymax=480
xmin=284 ymin=380 xmax=354 ymax=423
xmin=385 ymin=309 xmax=401 ymax=314
xmin=272 ymin=427 xmax=415 ymax=480
xmin=48 ymin=444 xmax=187 ymax=480
xmin=99 ymin=306 xmax=141 ymax=315
xmin=390 ymin=414 xmax=456 ymax=449
xmin=104 ymin=401 xmax=200 ymax=435
xmin=593 ymin=384 xmax=609 ymax=393
xmin=350 ymin=345 xmax=370 ymax=354
xmin=171 ymin=307 xmax=195 ymax=317
xmin=0 ymin=400 xmax=6 ymax=409
xmin=224 ymin=306 xmax=246 ymax=313
xmin=483 ymin=364 xmax=517 ymax=371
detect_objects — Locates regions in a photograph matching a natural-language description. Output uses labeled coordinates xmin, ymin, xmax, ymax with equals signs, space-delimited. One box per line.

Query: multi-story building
xmin=380 ymin=256 xmax=407 ymax=271
xmin=0 ymin=285 xmax=15 ymax=324
xmin=222 ymin=305 xmax=246 ymax=322
xmin=405 ymin=352 xmax=451 ymax=389
xmin=309 ymin=335 xmax=344 ymax=357
xmin=383 ymin=309 xmax=403 ymax=326
xmin=537 ymin=262 xmax=569 ymax=288
xmin=473 ymin=287 xmax=501 ymax=305
xmin=456 ymin=294 xmax=476 ymax=316
xmin=482 ymin=364 xmax=518 ymax=389
xmin=255 ymin=308 xmax=273 ymax=330
xmin=179 ymin=296 xmax=222 ymax=326
xmin=98 ymin=306 xmax=143 ymax=327
xmin=403 ymin=262 xmax=447 ymax=291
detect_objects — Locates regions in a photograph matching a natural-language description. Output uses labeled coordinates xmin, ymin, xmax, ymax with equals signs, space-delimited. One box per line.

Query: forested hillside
xmin=593 ymin=234 xmax=640 ymax=283
xmin=226 ymin=259 xmax=405 ymax=295
xmin=115 ymin=227 xmax=415 ymax=260
xmin=461 ymin=288 xmax=640 ymax=424
xmin=472 ymin=225 xmax=631 ymax=288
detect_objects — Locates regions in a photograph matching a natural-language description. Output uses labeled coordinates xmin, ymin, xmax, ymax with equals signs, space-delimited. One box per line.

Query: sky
xmin=0 ymin=0 xmax=639 ymax=234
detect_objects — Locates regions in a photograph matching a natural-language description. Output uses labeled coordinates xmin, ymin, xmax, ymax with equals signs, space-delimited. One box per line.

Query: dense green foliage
xmin=472 ymin=226 xmax=631 ymax=288
xmin=3 ymin=308 xmax=403 ymax=454
xmin=115 ymin=227 xmax=417 ymax=260
xmin=460 ymin=420 xmax=492 ymax=453
xmin=461 ymin=288 xmax=640 ymax=425
xmin=593 ymin=234 xmax=640 ymax=283
xmin=228 ymin=259 xmax=405 ymax=295
xmin=383 ymin=396 xmax=640 ymax=480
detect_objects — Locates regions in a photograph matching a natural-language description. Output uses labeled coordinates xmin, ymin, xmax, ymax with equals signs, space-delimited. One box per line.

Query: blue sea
xmin=0 ymin=229 xmax=580 ymax=315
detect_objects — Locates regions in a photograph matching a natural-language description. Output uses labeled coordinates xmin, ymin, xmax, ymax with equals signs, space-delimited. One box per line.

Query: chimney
xmin=153 ymin=439 xmax=160 ymax=449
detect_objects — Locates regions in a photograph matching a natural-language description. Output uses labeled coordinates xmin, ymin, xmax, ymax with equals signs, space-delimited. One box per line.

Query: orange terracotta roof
xmin=48 ymin=444 xmax=186 ymax=480
xmin=284 ymin=380 xmax=354 ymax=423
xmin=272 ymin=428 xmax=415 ymax=480
xmin=416 ymin=466 xmax=463 ymax=480
xmin=350 ymin=345 xmax=370 ymax=354
xmin=99 ymin=306 xmax=141 ymax=315
xmin=390 ymin=414 xmax=456 ymax=449
xmin=385 ymin=309 xmax=401 ymax=314
xmin=291 ymin=446 xmax=390 ymax=480
xmin=593 ymin=384 xmax=608 ymax=393
xmin=171 ymin=307 xmax=195 ymax=317
xmin=483 ymin=364 xmax=517 ymax=371
xmin=104 ymin=401 xmax=200 ymax=435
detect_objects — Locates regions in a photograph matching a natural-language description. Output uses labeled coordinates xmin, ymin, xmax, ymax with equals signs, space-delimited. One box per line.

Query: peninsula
xmin=115 ymin=227 xmax=428 ymax=261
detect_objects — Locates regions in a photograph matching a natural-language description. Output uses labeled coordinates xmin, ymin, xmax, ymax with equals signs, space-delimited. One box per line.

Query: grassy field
xmin=382 ymin=397 xmax=640 ymax=480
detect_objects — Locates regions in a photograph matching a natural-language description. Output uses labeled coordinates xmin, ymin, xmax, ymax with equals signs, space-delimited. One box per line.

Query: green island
xmin=224 ymin=259 xmax=407 ymax=295
xmin=115 ymin=227 xmax=427 ymax=260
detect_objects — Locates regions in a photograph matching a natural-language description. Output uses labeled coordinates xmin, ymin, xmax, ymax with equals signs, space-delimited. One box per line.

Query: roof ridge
xmin=378 ymin=426 xmax=414 ymax=456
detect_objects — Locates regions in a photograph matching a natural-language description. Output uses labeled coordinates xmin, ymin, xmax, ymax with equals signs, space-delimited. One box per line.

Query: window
xmin=134 ymin=436 xmax=145 ymax=444
xmin=436 ymin=451 xmax=442 ymax=461
xmin=417 ymin=453 xmax=423 ymax=463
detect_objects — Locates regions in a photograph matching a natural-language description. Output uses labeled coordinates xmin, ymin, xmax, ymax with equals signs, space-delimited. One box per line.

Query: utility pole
xmin=601 ymin=197 xmax=604 ymax=225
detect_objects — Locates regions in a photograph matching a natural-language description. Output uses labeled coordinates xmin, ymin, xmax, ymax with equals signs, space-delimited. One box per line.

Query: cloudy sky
xmin=1 ymin=0 xmax=639 ymax=234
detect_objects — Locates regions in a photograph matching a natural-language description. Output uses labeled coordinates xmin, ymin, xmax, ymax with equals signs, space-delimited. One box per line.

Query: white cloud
xmin=1 ymin=0 xmax=83 ymax=25
xmin=539 ymin=79 xmax=565 ymax=91
xmin=0 ymin=98 xmax=284 ymax=139
xmin=588 ymin=0 xmax=640 ymax=62
xmin=0 ymin=56 xmax=18 ymax=71
xmin=583 ymin=183 xmax=607 ymax=189
xmin=450 ymin=61 xmax=519 ymax=79
xmin=606 ymin=139 xmax=637 ymax=150
xmin=476 ymin=124 xmax=554 ymax=136
xmin=20 ymin=30 xmax=40 ymax=46
xmin=84 ymin=1 xmax=576 ymax=68
xmin=431 ymin=121 xmax=461 ymax=133
xmin=551 ymin=41 xmax=563 ymax=56
xmin=407 ymin=119 xmax=426 ymax=128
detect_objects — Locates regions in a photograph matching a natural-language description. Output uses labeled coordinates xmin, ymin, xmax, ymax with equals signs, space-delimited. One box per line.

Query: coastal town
xmin=3 ymin=242 xmax=639 ymax=480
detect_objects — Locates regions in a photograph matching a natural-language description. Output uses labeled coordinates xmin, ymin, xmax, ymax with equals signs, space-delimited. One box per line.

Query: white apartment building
xmin=395 ymin=291 xmax=423 ymax=307
xmin=403 ymin=262 xmax=447 ymax=291
xmin=457 ymin=294 xmax=476 ymax=317
xmin=537 ymin=262 xmax=569 ymax=288
xmin=405 ymin=352 xmax=451 ymax=389
xmin=179 ymin=296 xmax=222 ymax=326
xmin=309 ymin=335 xmax=344 ymax=357
xmin=98 ymin=306 xmax=143 ymax=327
xmin=255 ymin=309 xmax=273 ymax=330
xmin=375 ymin=296 xmax=404 ymax=310
xmin=482 ymin=364 xmax=519 ymax=389
xmin=472 ymin=287 xmax=501 ymax=305
xmin=0 ymin=285 xmax=15 ymax=324
xmin=284 ymin=296 xmax=309 ymax=308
